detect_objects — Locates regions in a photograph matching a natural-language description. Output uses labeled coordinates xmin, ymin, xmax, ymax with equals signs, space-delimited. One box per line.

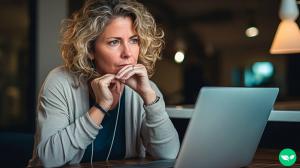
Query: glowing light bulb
xmin=174 ymin=51 xmax=184 ymax=63
xmin=245 ymin=27 xmax=259 ymax=37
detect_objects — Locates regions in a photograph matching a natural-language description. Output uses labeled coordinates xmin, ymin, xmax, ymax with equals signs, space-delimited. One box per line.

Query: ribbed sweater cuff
xmin=83 ymin=112 xmax=103 ymax=137
xmin=144 ymin=99 xmax=169 ymax=122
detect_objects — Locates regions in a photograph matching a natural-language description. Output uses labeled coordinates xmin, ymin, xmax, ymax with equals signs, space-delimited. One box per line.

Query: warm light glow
xmin=245 ymin=27 xmax=259 ymax=37
xmin=270 ymin=20 xmax=300 ymax=54
xmin=270 ymin=0 xmax=300 ymax=54
xmin=174 ymin=51 xmax=185 ymax=63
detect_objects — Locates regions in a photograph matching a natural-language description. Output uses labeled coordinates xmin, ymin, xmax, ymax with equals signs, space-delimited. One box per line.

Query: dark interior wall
xmin=27 ymin=0 xmax=37 ymax=133
xmin=0 ymin=0 xmax=36 ymax=133
xmin=287 ymin=55 xmax=300 ymax=99
xmin=68 ymin=0 xmax=84 ymax=16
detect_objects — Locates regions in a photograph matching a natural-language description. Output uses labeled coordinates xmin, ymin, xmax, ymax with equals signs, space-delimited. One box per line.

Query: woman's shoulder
xmin=42 ymin=66 xmax=80 ymax=89
xmin=46 ymin=66 xmax=72 ymax=81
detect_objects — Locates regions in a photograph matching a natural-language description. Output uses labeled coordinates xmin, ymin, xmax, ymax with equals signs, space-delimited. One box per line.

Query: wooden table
xmin=248 ymin=149 xmax=299 ymax=167
xmin=64 ymin=149 xmax=300 ymax=168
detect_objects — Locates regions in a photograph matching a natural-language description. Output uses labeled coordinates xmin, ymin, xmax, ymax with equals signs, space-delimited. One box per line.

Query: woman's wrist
xmin=144 ymin=96 xmax=160 ymax=107
xmin=88 ymin=107 xmax=105 ymax=126
xmin=96 ymin=100 xmax=111 ymax=112
xmin=141 ymin=89 xmax=157 ymax=105
xmin=94 ymin=103 xmax=110 ymax=116
xmin=88 ymin=101 xmax=110 ymax=126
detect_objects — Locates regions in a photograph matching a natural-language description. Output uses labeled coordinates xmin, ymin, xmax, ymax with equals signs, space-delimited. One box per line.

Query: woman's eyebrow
xmin=104 ymin=37 xmax=121 ymax=40
xmin=130 ymin=35 xmax=138 ymax=38
xmin=105 ymin=35 xmax=138 ymax=40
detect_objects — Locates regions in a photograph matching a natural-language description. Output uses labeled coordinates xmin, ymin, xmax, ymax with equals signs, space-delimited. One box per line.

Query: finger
xmin=109 ymin=79 xmax=121 ymax=90
xmin=116 ymin=64 xmax=145 ymax=79
xmin=111 ymin=78 xmax=124 ymax=87
xmin=116 ymin=65 xmax=133 ymax=79
xmin=93 ymin=74 xmax=114 ymax=83
xmin=122 ymin=66 xmax=147 ymax=80
xmin=117 ymin=78 xmax=126 ymax=84
xmin=116 ymin=64 xmax=135 ymax=78
xmin=92 ymin=74 xmax=115 ymax=88
xmin=116 ymin=64 xmax=146 ymax=80
xmin=99 ymin=74 xmax=115 ymax=81
xmin=110 ymin=79 xmax=123 ymax=93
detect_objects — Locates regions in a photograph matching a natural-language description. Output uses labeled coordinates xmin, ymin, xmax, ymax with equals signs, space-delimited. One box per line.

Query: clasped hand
xmin=90 ymin=64 xmax=156 ymax=111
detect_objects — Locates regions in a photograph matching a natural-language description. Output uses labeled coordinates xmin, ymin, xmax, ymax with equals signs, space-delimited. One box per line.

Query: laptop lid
xmin=175 ymin=87 xmax=279 ymax=168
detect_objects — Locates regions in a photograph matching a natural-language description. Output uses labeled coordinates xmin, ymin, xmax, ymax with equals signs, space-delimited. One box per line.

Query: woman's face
xmin=91 ymin=16 xmax=140 ymax=75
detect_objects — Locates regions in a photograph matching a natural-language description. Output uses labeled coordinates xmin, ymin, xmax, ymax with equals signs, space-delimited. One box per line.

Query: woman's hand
xmin=115 ymin=64 xmax=156 ymax=105
xmin=90 ymin=74 xmax=123 ymax=111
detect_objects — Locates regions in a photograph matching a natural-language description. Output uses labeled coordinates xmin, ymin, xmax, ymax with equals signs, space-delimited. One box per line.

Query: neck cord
xmin=90 ymin=91 xmax=123 ymax=165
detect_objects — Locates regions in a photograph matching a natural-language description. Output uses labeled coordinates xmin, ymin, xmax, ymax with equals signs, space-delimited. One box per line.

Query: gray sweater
xmin=28 ymin=66 xmax=179 ymax=167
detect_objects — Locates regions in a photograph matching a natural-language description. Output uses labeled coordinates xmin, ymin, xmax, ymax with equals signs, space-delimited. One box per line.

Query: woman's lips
xmin=118 ymin=64 xmax=132 ymax=68
xmin=116 ymin=64 xmax=131 ymax=73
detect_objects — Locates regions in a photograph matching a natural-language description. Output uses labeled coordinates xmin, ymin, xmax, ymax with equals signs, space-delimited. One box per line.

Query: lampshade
xmin=270 ymin=20 xmax=300 ymax=54
xmin=270 ymin=0 xmax=300 ymax=54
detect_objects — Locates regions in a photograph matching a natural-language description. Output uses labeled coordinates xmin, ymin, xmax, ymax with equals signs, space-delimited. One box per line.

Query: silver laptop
xmin=115 ymin=87 xmax=279 ymax=168
xmin=175 ymin=87 xmax=279 ymax=168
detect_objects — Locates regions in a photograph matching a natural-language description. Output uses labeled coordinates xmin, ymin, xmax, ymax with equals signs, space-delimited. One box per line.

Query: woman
xmin=28 ymin=0 xmax=179 ymax=167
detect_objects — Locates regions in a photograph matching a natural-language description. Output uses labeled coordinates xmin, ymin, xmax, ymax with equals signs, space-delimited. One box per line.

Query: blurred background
xmin=1 ymin=0 xmax=300 ymax=166
xmin=1 ymin=0 xmax=300 ymax=132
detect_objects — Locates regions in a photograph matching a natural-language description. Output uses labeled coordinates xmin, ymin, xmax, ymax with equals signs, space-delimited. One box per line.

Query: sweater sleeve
xmin=140 ymin=82 xmax=180 ymax=159
xmin=36 ymin=71 xmax=101 ymax=167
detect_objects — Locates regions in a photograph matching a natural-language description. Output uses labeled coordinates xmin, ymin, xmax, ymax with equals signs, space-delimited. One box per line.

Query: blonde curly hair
xmin=60 ymin=0 xmax=164 ymax=80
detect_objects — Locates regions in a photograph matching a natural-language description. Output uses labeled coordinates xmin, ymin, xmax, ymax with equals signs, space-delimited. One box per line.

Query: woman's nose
xmin=121 ymin=43 xmax=132 ymax=59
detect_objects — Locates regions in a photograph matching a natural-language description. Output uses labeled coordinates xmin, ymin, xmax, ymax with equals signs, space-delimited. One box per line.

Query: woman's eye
xmin=108 ymin=40 xmax=119 ymax=46
xmin=130 ymin=38 xmax=139 ymax=44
